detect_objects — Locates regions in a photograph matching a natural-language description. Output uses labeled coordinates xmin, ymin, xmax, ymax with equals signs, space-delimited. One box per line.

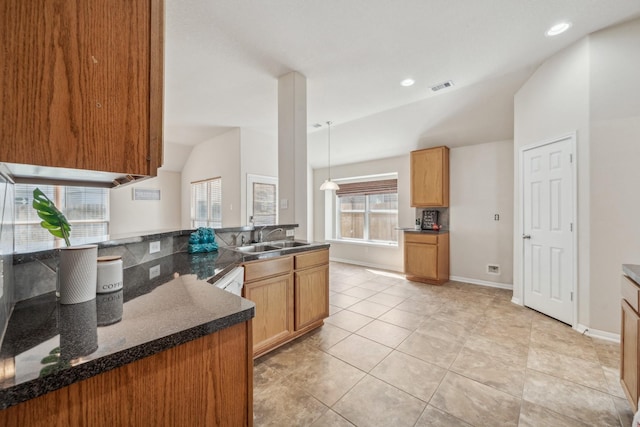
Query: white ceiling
xmin=163 ymin=0 xmax=640 ymax=170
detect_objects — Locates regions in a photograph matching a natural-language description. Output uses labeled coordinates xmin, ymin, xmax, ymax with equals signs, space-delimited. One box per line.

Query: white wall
xmin=181 ymin=128 xmax=242 ymax=228
xmin=109 ymin=170 xmax=182 ymax=236
xmin=513 ymin=17 xmax=640 ymax=335
xmin=449 ymin=141 xmax=514 ymax=286
xmin=313 ymin=155 xmax=413 ymax=272
xmin=588 ymin=18 xmax=640 ymax=334
xmin=239 ymin=128 xmax=278 ymax=224
xmin=513 ymin=38 xmax=591 ymax=324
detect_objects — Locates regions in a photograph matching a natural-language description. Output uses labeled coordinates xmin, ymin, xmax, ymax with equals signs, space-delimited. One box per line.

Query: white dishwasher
xmin=213 ymin=267 xmax=244 ymax=296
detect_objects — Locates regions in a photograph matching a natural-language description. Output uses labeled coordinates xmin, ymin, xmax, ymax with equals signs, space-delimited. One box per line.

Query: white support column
xmin=278 ymin=71 xmax=308 ymax=240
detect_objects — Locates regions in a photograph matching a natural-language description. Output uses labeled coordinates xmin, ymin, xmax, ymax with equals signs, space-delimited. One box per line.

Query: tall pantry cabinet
xmin=405 ymin=146 xmax=450 ymax=285
xmin=0 ymin=0 xmax=163 ymax=177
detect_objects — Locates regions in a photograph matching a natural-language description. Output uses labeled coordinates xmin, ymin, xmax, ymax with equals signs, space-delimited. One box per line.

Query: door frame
xmin=518 ymin=132 xmax=578 ymax=327
xmin=246 ymin=174 xmax=279 ymax=225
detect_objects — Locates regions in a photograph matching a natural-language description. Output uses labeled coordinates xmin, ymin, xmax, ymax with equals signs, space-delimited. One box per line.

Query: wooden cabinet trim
xmin=244 ymin=256 xmax=293 ymax=283
xmin=294 ymin=249 xmax=329 ymax=270
xmin=622 ymin=275 xmax=640 ymax=313
xmin=621 ymin=299 xmax=640 ymax=412
xmin=404 ymin=233 xmax=439 ymax=245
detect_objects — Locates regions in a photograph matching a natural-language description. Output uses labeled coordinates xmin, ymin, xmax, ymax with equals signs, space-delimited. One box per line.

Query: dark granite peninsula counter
xmin=0 ymin=224 xmax=330 ymax=425
xmin=0 ymin=248 xmax=255 ymax=426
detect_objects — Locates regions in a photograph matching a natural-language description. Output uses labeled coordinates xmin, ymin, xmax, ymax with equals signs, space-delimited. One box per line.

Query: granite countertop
xmin=398 ymin=227 xmax=449 ymax=234
xmin=0 ymin=240 xmax=330 ymax=410
xmin=623 ymin=264 xmax=640 ymax=284
xmin=0 ymin=250 xmax=254 ymax=410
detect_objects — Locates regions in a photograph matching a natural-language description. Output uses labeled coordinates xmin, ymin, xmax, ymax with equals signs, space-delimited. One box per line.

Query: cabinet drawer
xmin=404 ymin=233 xmax=438 ymax=245
xmin=244 ymin=256 xmax=292 ymax=283
xmin=622 ymin=275 xmax=640 ymax=313
xmin=295 ymin=250 xmax=329 ymax=270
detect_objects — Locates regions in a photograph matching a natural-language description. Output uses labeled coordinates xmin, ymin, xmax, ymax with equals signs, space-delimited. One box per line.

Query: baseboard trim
xmin=329 ymin=257 xmax=402 ymax=274
xmin=511 ymin=297 xmax=522 ymax=306
xmin=575 ymin=323 xmax=620 ymax=343
xmin=449 ymin=275 xmax=513 ymax=291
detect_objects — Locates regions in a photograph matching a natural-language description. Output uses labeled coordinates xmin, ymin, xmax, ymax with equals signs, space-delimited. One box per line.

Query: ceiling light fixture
xmin=546 ymin=21 xmax=572 ymax=36
xmin=400 ymin=78 xmax=415 ymax=87
xmin=319 ymin=121 xmax=339 ymax=191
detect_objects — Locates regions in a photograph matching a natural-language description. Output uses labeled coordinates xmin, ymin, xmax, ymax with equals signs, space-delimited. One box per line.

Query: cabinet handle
xmin=522 ymin=234 xmax=531 ymax=239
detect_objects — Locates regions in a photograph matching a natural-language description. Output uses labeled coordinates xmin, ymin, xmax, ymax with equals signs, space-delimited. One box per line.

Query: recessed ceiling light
xmin=546 ymin=21 xmax=572 ymax=36
xmin=400 ymin=78 xmax=415 ymax=87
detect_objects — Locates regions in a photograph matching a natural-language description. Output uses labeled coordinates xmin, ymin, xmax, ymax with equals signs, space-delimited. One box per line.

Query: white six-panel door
xmin=522 ymin=136 xmax=575 ymax=325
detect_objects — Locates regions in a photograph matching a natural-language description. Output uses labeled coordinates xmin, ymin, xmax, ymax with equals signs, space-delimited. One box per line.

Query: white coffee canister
xmin=96 ymin=256 xmax=123 ymax=294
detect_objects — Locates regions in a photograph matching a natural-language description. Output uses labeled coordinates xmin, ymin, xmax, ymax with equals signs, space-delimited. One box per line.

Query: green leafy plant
xmin=32 ymin=188 xmax=71 ymax=247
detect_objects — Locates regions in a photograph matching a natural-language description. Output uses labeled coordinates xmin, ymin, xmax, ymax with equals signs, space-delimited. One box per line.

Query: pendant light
xmin=319 ymin=121 xmax=340 ymax=191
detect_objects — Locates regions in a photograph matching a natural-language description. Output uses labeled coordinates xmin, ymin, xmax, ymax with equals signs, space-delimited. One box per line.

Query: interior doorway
xmin=247 ymin=174 xmax=278 ymax=226
xmin=521 ymin=134 xmax=576 ymax=325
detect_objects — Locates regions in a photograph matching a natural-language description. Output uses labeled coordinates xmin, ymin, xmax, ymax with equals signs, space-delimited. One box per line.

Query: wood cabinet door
xmin=244 ymin=274 xmax=294 ymax=355
xmin=621 ymin=299 xmax=640 ymax=412
xmin=0 ymin=0 xmax=163 ymax=176
xmin=410 ymin=147 xmax=449 ymax=207
xmin=295 ymin=265 xmax=329 ymax=331
xmin=404 ymin=242 xmax=438 ymax=279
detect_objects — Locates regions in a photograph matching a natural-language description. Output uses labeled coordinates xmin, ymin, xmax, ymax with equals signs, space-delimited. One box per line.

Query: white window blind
xmin=15 ymin=184 xmax=109 ymax=253
xmin=191 ymin=177 xmax=222 ymax=228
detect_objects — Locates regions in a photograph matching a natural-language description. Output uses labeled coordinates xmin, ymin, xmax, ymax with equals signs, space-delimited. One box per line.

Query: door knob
xmin=522 ymin=234 xmax=531 ymax=239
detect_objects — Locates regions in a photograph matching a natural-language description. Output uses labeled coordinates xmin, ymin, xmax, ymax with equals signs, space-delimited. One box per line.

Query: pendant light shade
xmin=320 ymin=121 xmax=340 ymax=191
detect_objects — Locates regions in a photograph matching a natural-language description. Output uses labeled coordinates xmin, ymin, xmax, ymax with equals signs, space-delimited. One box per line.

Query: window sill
xmin=327 ymin=239 xmax=398 ymax=249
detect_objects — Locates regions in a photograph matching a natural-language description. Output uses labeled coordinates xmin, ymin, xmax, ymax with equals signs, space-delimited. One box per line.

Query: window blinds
xmin=335 ymin=179 xmax=397 ymax=196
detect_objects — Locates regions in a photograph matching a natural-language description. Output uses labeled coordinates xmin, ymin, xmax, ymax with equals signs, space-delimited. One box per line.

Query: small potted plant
xmin=33 ymin=188 xmax=98 ymax=304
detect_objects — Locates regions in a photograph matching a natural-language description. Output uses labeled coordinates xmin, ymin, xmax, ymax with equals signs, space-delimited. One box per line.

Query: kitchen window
xmin=15 ymin=184 xmax=109 ymax=253
xmin=335 ymin=178 xmax=398 ymax=244
xmin=191 ymin=177 xmax=222 ymax=228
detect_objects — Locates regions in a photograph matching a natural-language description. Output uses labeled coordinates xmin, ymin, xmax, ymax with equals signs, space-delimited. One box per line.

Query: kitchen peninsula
xmin=0 ymin=227 xmax=328 ymax=426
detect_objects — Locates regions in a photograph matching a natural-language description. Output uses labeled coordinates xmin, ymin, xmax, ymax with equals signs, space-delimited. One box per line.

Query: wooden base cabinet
xmin=295 ymin=251 xmax=330 ymax=331
xmin=244 ymin=249 xmax=329 ymax=358
xmin=243 ymin=256 xmax=294 ymax=357
xmin=404 ymin=232 xmax=449 ymax=285
xmin=621 ymin=274 xmax=640 ymax=411
xmin=0 ymin=321 xmax=253 ymax=427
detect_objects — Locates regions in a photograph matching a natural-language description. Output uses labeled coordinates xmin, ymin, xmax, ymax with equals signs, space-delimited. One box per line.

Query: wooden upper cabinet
xmin=0 ymin=0 xmax=163 ymax=176
xmin=410 ymin=146 xmax=449 ymax=207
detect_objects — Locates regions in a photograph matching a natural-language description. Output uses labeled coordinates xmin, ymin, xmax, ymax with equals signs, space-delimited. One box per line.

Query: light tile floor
xmin=253 ymin=262 xmax=633 ymax=427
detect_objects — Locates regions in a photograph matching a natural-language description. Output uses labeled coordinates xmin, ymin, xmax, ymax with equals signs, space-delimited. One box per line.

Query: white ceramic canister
xmin=96 ymin=256 xmax=123 ymax=294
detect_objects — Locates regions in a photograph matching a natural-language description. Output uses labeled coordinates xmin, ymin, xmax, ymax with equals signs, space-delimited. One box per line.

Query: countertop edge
xmin=0 ymin=301 xmax=255 ymax=411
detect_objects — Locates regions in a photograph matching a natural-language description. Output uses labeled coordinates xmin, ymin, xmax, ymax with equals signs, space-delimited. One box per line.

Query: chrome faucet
xmin=259 ymin=227 xmax=284 ymax=243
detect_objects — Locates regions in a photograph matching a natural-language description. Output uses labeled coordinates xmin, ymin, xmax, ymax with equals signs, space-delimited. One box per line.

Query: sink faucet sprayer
xmin=259 ymin=227 xmax=284 ymax=243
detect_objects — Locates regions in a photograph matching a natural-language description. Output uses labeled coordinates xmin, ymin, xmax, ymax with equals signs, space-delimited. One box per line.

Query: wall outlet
xmin=487 ymin=264 xmax=500 ymax=274
xmin=149 ymin=264 xmax=160 ymax=279
xmin=286 ymin=229 xmax=295 ymax=237
xmin=149 ymin=241 xmax=161 ymax=254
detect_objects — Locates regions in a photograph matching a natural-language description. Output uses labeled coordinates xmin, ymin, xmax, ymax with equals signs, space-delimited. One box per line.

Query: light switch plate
xmin=286 ymin=229 xmax=295 ymax=237
xmin=149 ymin=265 xmax=160 ymax=279
xmin=149 ymin=241 xmax=161 ymax=254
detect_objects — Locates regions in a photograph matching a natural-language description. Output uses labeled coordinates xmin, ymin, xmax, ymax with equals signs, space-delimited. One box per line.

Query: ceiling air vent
xmin=430 ymin=80 xmax=454 ymax=92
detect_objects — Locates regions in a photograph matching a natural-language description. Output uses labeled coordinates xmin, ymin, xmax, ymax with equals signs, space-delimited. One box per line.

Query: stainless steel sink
xmin=269 ymin=241 xmax=310 ymax=248
xmin=233 ymin=244 xmax=281 ymax=253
